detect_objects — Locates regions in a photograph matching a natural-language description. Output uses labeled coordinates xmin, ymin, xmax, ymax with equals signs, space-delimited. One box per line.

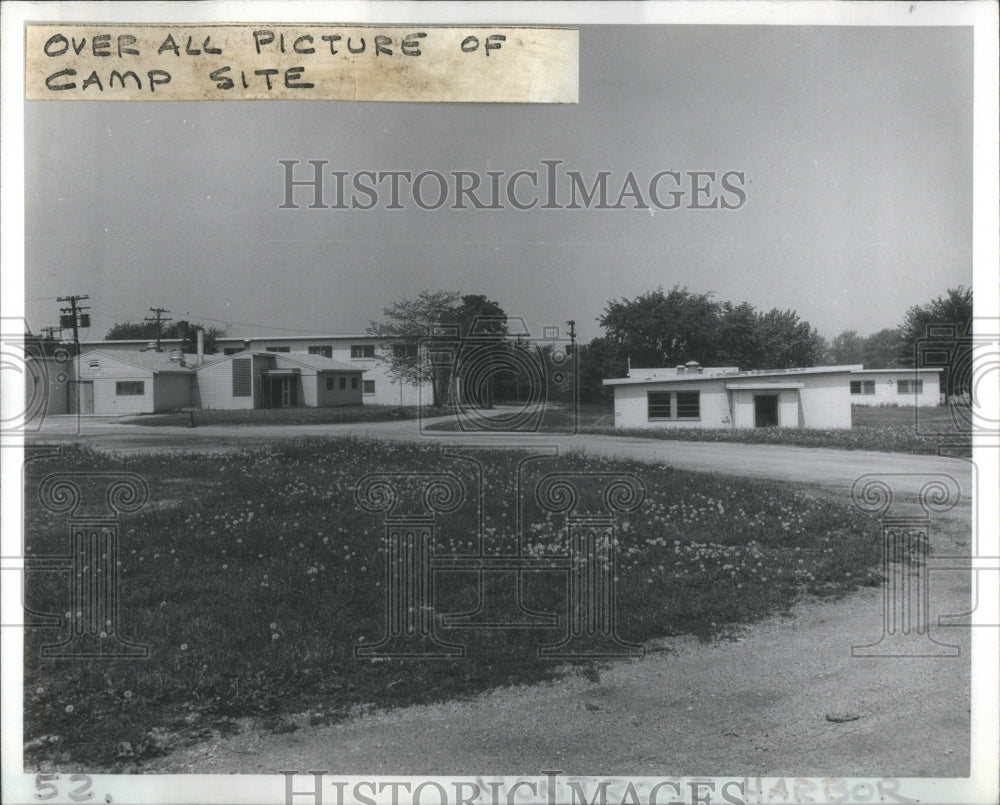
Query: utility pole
xmin=57 ymin=295 xmax=91 ymax=343
xmin=144 ymin=307 xmax=172 ymax=351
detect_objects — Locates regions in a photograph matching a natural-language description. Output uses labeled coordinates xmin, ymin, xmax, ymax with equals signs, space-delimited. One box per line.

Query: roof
xmin=603 ymin=364 xmax=864 ymax=386
xmin=197 ymin=350 xmax=361 ymax=373
xmin=851 ymin=368 xmax=943 ymax=374
xmin=214 ymin=334 xmax=387 ymax=344
xmin=80 ymin=350 xmax=195 ymax=374
xmin=81 ymin=339 xmax=184 ymax=348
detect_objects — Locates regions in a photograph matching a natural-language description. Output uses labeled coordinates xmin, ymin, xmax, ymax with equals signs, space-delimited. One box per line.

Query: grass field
xmin=121 ymin=405 xmax=422 ymax=427
xmin=23 ymin=439 xmax=883 ymax=769
xmin=427 ymin=403 xmax=971 ymax=455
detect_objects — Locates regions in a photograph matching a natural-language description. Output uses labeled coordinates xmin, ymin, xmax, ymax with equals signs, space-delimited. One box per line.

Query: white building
xmin=208 ymin=335 xmax=427 ymax=407
xmin=77 ymin=333 xmax=431 ymax=407
xmin=603 ymin=362 xmax=943 ymax=430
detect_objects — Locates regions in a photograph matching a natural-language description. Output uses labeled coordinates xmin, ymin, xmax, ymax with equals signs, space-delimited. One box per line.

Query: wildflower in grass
xmin=180 ymin=643 xmax=188 ymax=651
xmin=123 ymin=690 xmax=133 ymax=700
xmin=65 ymin=705 xmax=74 ymax=714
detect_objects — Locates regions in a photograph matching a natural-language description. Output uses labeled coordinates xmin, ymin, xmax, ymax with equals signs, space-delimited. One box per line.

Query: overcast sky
xmin=24 ymin=24 xmax=972 ymax=344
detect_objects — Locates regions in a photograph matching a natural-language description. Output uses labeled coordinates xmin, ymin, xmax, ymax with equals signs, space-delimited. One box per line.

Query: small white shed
xmin=604 ymin=363 xmax=864 ymax=430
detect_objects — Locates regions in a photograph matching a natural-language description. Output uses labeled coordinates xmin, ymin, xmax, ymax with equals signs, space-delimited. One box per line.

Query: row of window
xmin=222 ymin=344 xmax=379 ymax=358
xmin=647 ymin=390 xmax=700 ymax=420
xmin=850 ymin=379 xmax=924 ymax=395
xmin=325 ymin=376 xmax=376 ymax=394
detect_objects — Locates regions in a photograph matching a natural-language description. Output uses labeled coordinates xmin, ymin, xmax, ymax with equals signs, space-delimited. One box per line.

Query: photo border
xmin=2 ymin=2 xmax=997 ymax=804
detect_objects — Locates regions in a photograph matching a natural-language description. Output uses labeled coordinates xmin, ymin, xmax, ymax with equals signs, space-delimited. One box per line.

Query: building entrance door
xmin=68 ymin=381 xmax=94 ymax=414
xmin=266 ymin=376 xmax=298 ymax=407
xmin=754 ymin=394 xmax=778 ymax=427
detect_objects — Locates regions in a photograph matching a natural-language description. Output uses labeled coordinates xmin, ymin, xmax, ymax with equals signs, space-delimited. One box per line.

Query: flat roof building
xmin=603 ymin=363 xmax=943 ymax=430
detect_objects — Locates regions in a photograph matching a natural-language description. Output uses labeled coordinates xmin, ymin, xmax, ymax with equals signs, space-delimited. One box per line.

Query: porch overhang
xmin=725 ymin=382 xmax=804 ymax=390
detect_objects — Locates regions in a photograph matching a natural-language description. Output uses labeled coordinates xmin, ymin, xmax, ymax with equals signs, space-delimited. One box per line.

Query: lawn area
xmin=23 ymin=439 xmax=884 ymax=769
xmin=426 ymin=403 xmax=971 ymax=455
xmin=121 ymin=404 xmax=423 ymax=427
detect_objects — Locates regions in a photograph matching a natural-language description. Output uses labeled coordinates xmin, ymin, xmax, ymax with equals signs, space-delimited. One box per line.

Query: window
xmin=647 ymin=390 xmax=700 ymax=420
xmin=676 ymin=391 xmax=700 ymax=419
xmin=232 ymin=358 xmax=251 ymax=397
xmin=223 ymin=347 xmax=241 ymax=355
xmin=898 ymin=379 xmax=923 ymax=394
xmin=850 ymin=380 xmax=875 ymax=395
xmin=393 ymin=343 xmax=418 ymax=359
xmin=351 ymin=344 xmax=375 ymax=359
xmin=116 ymin=381 xmax=144 ymax=396
xmin=309 ymin=346 xmax=333 ymax=358
xmin=266 ymin=346 xmax=290 ymax=353
xmin=326 ymin=377 xmax=334 ymax=391
xmin=339 ymin=377 xmax=347 ymax=390
xmin=363 ymin=380 xmax=375 ymax=394
xmin=351 ymin=377 xmax=358 ymax=389
xmin=647 ymin=391 xmax=673 ymax=420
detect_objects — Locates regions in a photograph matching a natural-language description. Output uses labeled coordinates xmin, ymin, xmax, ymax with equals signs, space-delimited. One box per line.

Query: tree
xmin=755 ymin=308 xmax=824 ymax=368
xmin=577 ymin=336 xmax=628 ymax=405
xmin=898 ymin=286 xmax=973 ymax=398
xmin=599 ymin=286 xmax=720 ymax=367
xmin=861 ymin=328 xmax=903 ymax=369
xmin=825 ymin=330 xmax=866 ymax=365
xmin=716 ymin=302 xmax=766 ymax=368
xmin=367 ymin=290 xmax=508 ymax=406
xmin=104 ymin=319 xmax=223 ymax=354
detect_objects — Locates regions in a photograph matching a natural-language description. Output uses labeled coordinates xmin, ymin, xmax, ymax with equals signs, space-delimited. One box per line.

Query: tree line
xmin=84 ymin=284 xmax=973 ymax=405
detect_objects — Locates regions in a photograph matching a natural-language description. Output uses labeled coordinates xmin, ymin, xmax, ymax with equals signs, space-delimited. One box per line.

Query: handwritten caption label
xmin=25 ymin=24 xmax=578 ymax=103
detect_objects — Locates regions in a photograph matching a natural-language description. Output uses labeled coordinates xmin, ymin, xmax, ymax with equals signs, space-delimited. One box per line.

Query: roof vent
xmin=685 ymin=360 xmax=703 ymax=374
xmin=168 ymin=348 xmax=184 ymax=364
xmin=675 ymin=364 xmax=686 ymax=375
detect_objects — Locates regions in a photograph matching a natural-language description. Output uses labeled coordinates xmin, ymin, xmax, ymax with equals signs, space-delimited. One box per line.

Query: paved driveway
xmin=25 ymin=415 xmax=973 ymax=499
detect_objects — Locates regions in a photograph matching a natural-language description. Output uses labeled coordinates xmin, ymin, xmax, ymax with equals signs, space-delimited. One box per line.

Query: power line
xmin=57 ymin=295 xmax=90 ymax=343
xmin=143 ymin=307 xmax=172 ymax=351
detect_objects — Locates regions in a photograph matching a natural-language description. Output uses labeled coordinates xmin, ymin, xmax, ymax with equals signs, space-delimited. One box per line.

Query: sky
xmin=24 ymin=24 xmax=973 ymax=345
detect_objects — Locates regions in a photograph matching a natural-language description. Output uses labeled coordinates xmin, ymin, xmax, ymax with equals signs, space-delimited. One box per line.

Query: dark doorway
xmin=265 ymin=376 xmax=298 ymax=408
xmin=754 ymin=394 xmax=779 ymax=427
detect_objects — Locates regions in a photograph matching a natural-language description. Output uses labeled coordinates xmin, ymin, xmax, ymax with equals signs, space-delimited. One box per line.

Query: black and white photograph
xmin=2 ymin=2 xmax=998 ymax=805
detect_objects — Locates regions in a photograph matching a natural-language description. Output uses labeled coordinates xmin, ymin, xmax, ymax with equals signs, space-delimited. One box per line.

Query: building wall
xmin=613 ymin=371 xmax=854 ymax=430
xmin=196 ymin=354 xmax=273 ymax=409
xmin=152 ymin=374 xmax=194 ymax=411
xmin=76 ymin=354 xmax=162 ymax=414
xmin=797 ymin=374 xmax=852 ymax=428
xmin=613 ymin=381 xmax=732 ymax=429
xmin=850 ymin=372 xmax=941 ymax=407
xmin=730 ymin=388 xmax=802 ymax=428
xmin=216 ymin=337 xmax=429 ymax=406
xmin=26 ymin=357 xmax=71 ymax=416
xmin=315 ymin=372 xmax=365 ymax=406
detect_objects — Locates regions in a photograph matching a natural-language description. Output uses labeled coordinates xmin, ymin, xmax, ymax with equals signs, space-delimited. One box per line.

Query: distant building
xmin=603 ymin=362 xmax=943 ymax=430
xmin=77 ymin=333 xmax=429 ymax=408
xmin=60 ymin=347 xmax=363 ymax=415
xmin=71 ymin=350 xmax=195 ymax=415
